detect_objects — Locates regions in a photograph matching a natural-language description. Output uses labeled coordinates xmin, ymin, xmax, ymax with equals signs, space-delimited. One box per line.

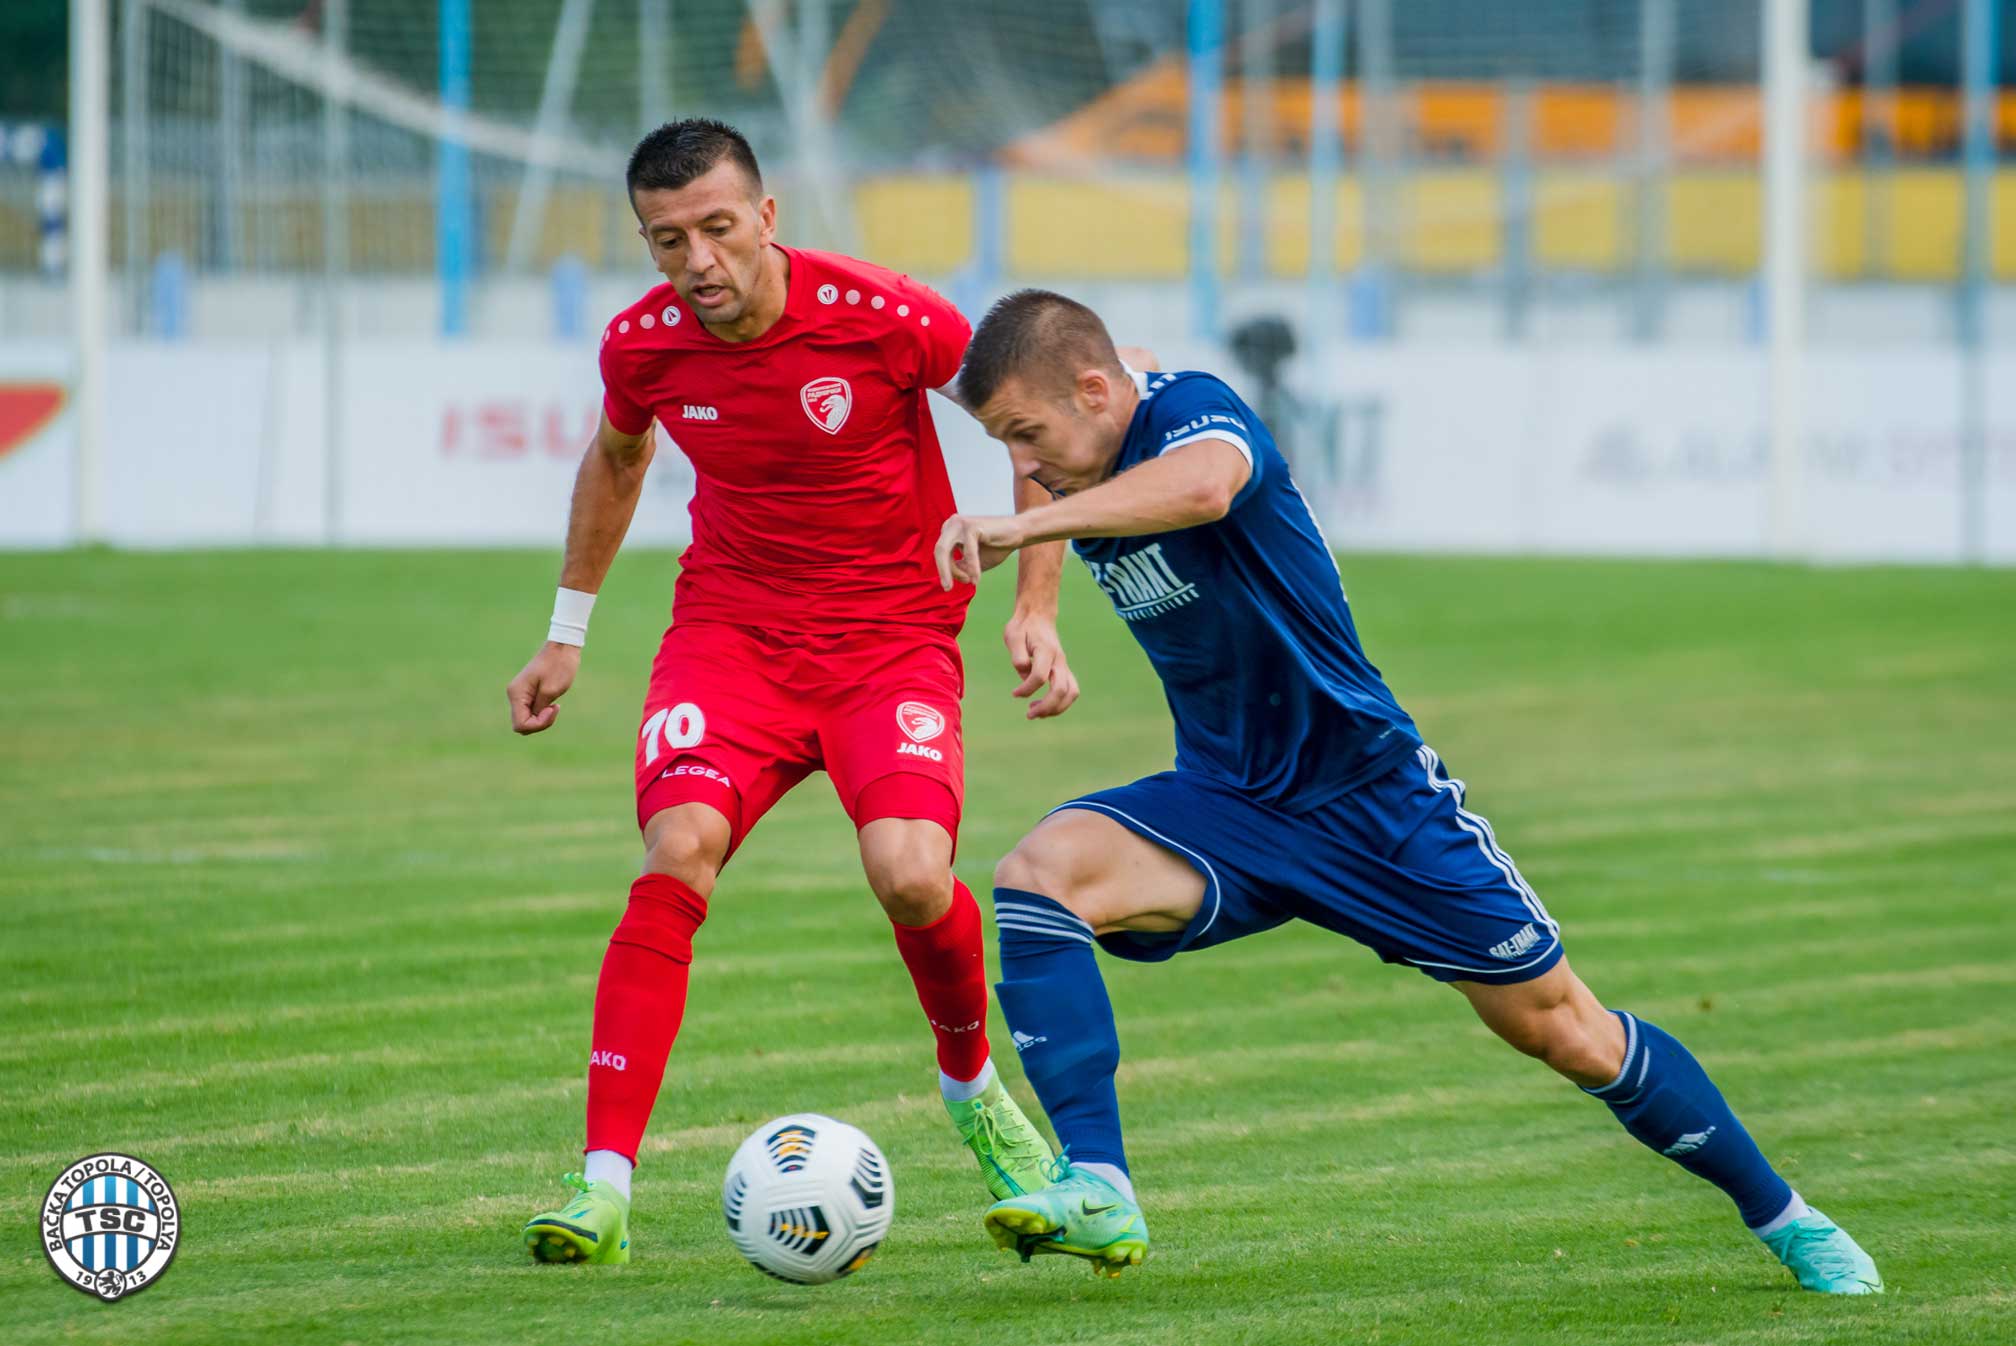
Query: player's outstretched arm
xmin=506 ymin=414 xmax=655 ymax=735
xmin=935 ymin=439 xmax=1250 ymax=590
xmin=1003 ymin=475 xmax=1079 ymax=719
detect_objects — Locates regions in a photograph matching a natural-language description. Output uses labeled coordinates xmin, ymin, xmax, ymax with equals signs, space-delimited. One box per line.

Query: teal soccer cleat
xmin=1759 ymin=1208 xmax=1883 ymax=1295
xmin=982 ymin=1160 xmax=1149 ymax=1279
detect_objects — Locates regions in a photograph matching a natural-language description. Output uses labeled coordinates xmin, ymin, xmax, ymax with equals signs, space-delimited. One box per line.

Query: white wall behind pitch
xmin=3 ymin=339 xmax=2011 ymax=564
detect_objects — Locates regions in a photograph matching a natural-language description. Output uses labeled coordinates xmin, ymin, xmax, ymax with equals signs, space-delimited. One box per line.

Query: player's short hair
xmin=626 ymin=118 xmax=763 ymax=203
xmin=959 ymin=289 xmax=1124 ymax=410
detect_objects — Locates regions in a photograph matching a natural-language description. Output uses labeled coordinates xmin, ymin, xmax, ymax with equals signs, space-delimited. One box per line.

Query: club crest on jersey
xmin=897 ymin=700 xmax=945 ymax=744
xmin=801 ymin=377 xmax=853 ymax=435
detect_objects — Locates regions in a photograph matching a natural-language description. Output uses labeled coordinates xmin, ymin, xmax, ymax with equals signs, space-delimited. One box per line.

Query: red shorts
xmin=633 ymin=621 xmax=965 ymax=853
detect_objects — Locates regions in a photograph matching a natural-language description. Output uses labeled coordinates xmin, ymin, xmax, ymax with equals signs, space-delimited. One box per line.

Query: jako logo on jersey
xmin=1662 ymin=1126 xmax=1717 ymax=1156
xmin=1488 ymin=923 xmax=1542 ymax=960
xmin=897 ymin=742 xmax=944 ymax=762
xmin=800 ymin=376 xmax=852 ymax=434
xmin=930 ymin=1019 xmax=981 ymax=1033
xmin=897 ymin=701 xmax=944 ymax=743
xmin=1084 ymin=543 xmax=1198 ymax=622
xmin=589 ymin=1050 xmax=628 ymax=1071
xmin=1011 ymin=1030 xmax=1049 ymax=1051
xmin=681 ymin=404 xmax=719 ymax=421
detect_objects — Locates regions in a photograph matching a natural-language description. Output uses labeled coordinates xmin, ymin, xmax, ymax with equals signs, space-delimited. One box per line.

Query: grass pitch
xmin=2 ymin=549 xmax=2012 ymax=1345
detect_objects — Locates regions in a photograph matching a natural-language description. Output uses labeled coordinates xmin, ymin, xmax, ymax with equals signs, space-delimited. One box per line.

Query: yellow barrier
xmin=30 ymin=169 xmax=2005 ymax=283
xmin=856 ymin=170 xmax=2012 ymax=284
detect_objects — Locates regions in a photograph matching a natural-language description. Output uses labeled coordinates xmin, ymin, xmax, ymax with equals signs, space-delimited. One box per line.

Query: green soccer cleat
xmin=522 ymin=1172 xmax=630 ymax=1265
xmin=1759 ymin=1208 xmax=1883 ymax=1295
xmin=946 ymin=1074 xmax=1057 ymax=1202
xmin=983 ymin=1160 xmax=1149 ymax=1279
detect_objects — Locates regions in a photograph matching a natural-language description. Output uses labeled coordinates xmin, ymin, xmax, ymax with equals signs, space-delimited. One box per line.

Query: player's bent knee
xmin=859 ymin=819 xmax=953 ymax=926
xmin=871 ymin=861 xmax=953 ymax=927
xmin=993 ymin=842 xmax=1091 ymax=919
xmin=1492 ymin=1005 xmax=1617 ymax=1082
xmin=643 ymin=830 xmax=721 ymax=884
xmin=1465 ymin=964 xmax=1626 ymax=1084
xmin=641 ymin=812 xmax=730 ymax=896
xmin=991 ymin=844 xmax=1046 ymax=897
xmin=1537 ymin=1023 xmax=1620 ymax=1083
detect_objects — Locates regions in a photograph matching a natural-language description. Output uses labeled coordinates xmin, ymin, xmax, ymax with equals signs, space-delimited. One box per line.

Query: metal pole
xmin=973 ymin=162 xmax=1004 ymax=294
xmin=1357 ymin=0 xmax=1395 ymax=338
xmin=71 ymin=0 xmax=111 ymax=543
xmin=1239 ymin=0 xmax=1275 ymax=281
xmin=322 ymin=0 xmax=348 ymax=543
xmin=37 ymin=132 xmax=67 ymax=277
xmin=1958 ymin=0 xmax=1997 ymax=563
xmin=1633 ymin=0 xmax=1674 ymax=342
xmin=1187 ymin=0 xmax=1225 ymax=340
xmin=802 ymin=0 xmax=832 ymax=247
xmin=505 ymin=0 xmax=597 ymax=273
xmin=639 ymin=0 xmax=671 ymax=128
xmin=745 ymin=0 xmax=853 ymax=252
xmin=438 ymin=0 xmax=472 ymax=336
xmin=1308 ymin=0 xmax=1345 ymax=343
xmin=1502 ymin=77 xmax=1535 ymax=342
xmin=121 ymin=0 xmax=147 ymax=332
xmin=1763 ymin=0 xmax=1809 ymax=559
xmin=218 ymin=0 xmax=245 ymax=270
xmin=1862 ymin=0 xmax=1895 ymax=278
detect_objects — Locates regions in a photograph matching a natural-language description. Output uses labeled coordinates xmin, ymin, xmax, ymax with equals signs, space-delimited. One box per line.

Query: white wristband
xmin=547 ymin=587 xmax=597 ymax=647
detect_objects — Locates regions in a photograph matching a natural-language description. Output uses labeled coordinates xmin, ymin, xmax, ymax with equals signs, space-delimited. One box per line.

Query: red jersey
xmin=599 ymin=246 xmax=973 ymax=635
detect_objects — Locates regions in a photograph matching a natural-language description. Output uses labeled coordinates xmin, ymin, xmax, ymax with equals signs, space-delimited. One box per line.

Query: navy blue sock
xmin=991 ymin=888 xmax=1128 ymax=1173
xmin=1586 ymin=1010 xmax=1794 ymax=1229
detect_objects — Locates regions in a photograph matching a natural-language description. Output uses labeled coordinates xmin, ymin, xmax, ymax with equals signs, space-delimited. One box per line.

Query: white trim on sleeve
xmin=1156 ymin=428 xmax=1255 ymax=469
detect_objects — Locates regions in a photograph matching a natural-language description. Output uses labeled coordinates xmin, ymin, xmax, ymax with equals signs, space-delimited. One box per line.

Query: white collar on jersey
xmin=1124 ymin=362 xmax=1149 ymax=397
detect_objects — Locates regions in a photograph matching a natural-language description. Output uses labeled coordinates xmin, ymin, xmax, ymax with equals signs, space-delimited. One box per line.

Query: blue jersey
xmin=1071 ymin=370 xmax=1419 ymax=812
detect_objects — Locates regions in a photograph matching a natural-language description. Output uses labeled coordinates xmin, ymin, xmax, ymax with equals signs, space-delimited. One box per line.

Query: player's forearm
xmin=1011 ymin=476 xmax=1066 ymax=616
xmin=1011 ymin=452 xmax=1237 ymax=547
xmin=1013 ymin=541 xmax=1067 ymax=615
xmin=557 ymin=432 xmax=652 ymax=593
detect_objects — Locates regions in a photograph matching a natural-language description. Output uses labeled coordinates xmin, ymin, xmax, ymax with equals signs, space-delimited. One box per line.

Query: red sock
xmin=890 ymin=879 xmax=992 ymax=1082
xmin=584 ymin=874 xmax=707 ymax=1162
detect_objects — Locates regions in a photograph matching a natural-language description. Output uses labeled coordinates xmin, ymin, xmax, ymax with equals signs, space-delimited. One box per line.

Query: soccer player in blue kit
xmin=932 ymin=290 xmax=1882 ymax=1294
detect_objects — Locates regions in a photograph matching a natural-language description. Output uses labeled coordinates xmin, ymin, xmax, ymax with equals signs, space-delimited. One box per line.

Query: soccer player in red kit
xmin=507 ymin=120 xmax=1068 ymax=1265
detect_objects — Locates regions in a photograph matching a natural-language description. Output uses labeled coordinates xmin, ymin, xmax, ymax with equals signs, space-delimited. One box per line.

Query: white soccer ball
xmin=722 ymin=1113 xmax=893 ymax=1284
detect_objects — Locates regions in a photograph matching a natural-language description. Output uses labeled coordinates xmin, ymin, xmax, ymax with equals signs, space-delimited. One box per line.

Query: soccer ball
xmin=722 ymin=1113 xmax=893 ymax=1284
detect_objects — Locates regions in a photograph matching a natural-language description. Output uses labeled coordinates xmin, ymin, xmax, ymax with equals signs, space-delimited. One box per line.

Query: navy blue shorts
xmin=1056 ymin=744 xmax=1563 ymax=986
